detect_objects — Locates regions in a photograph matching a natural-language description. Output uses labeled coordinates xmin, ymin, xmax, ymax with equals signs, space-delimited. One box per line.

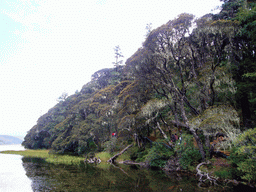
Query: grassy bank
xmin=1 ymin=150 xmax=84 ymax=165
xmin=0 ymin=150 xmax=131 ymax=166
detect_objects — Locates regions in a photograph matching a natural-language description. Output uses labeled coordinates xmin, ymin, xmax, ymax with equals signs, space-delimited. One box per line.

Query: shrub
xmin=214 ymin=169 xmax=232 ymax=179
xmin=237 ymin=159 xmax=256 ymax=182
xmin=144 ymin=139 xmax=174 ymax=168
xmin=103 ymin=137 xmax=118 ymax=153
xmin=174 ymin=134 xmax=202 ymax=169
xmin=230 ymin=128 xmax=256 ymax=182
xmin=129 ymin=139 xmax=174 ymax=168
xmin=180 ymin=147 xmax=201 ymax=169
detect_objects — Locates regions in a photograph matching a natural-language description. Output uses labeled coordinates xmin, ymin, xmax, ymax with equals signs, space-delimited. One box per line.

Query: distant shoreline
xmin=0 ymin=135 xmax=23 ymax=145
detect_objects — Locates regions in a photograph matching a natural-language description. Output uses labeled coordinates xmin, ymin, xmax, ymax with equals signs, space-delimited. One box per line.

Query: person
xmin=112 ymin=132 xmax=116 ymax=137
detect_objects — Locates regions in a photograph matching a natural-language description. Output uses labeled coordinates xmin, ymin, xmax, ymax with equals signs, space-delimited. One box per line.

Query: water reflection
xmin=21 ymin=157 xmax=234 ymax=192
xmin=0 ymin=154 xmax=33 ymax=192
xmin=0 ymin=145 xmax=252 ymax=191
xmin=0 ymin=144 xmax=26 ymax=152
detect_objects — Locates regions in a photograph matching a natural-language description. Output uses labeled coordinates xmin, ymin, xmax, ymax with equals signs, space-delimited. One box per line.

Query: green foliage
xmin=112 ymin=45 xmax=124 ymax=68
xmin=191 ymin=105 xmax=240 ymax=150
xmin=103 ymin=137 xmax=119 ymax=153
xmin=237 ymin=159 xmax=256 ymax=182
xmin=230 ymin=2 xmax=256 ymax=123
xmin=234 ymin=128 xmax=256 ymax=155
xmin=213 ymin=0 xmax=244 ymax=20
xmin=174 ymin=134 xmax=202 ymax=169
xmin=22 ymin=5 xmax=255 ymax=174
xmin=145 ymin=141 xmax=174 ymax=168
xmin=129 ymin=146 xmax=150 ymax=162
xmin=214 ymin=169 xmax=232 ymax=179
xmin=230 ymin=128 xmax=256 ymax=182
xmin=129 ymin=140 xmax=174 ymax=168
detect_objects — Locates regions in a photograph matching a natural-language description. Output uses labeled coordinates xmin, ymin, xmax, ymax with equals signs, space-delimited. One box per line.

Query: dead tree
xmin=196 ymin=161 xmax=218 ymax=187
xmin=107 ymin=144 xmax=133 ymax=163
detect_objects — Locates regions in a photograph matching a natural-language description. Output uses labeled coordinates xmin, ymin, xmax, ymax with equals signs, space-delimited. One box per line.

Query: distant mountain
xmin=0 ymin=135 xmax=23 ymax=145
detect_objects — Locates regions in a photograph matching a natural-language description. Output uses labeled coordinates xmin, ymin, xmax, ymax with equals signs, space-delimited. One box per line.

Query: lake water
xmin=0 ymin=145 xmax=254 ymax=191
xmin=0 ymin=145 xmax=33 ymax=192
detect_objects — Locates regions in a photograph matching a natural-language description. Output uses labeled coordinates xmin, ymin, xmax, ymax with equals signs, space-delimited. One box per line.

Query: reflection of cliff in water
xmin=22 ymin=157 xmax=238 ymax=192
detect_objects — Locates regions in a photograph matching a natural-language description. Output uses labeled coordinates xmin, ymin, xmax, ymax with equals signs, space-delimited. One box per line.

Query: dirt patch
xmin=213 ymin=158 xmax=230 ymax=168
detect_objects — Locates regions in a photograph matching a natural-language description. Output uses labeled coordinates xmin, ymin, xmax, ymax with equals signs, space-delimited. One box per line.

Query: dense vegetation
xmin=23 ymin=0 xmax=256 ymax=184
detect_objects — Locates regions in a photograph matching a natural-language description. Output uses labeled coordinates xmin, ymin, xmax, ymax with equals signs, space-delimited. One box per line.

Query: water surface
xmin=21 ymin=157 xmax=238 ymax=192
xmin=0 ymin=145 xmax=33 ymax=192
xmin=0 ymin=145 xmax=253 ymax=191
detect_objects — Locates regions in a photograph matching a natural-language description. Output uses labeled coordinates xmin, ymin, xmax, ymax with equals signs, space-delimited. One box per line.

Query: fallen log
xmin=196 ymin=161 xmax=218 ymax=187
xmin=121 ymin=160 xmax=148 ymax=167
xmin=107 ymin=144 xmax=133 ymax=163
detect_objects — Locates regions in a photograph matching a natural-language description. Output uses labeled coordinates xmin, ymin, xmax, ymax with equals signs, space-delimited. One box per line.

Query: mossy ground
xmin=210 ymin=157 xmax=233 ymax=179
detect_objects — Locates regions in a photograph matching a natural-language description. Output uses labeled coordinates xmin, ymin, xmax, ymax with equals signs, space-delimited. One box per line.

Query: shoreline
xmin=0 ymin=149 xmax=129 ymax=167
xmin=1 ymin=149 xmax=255 ymax=189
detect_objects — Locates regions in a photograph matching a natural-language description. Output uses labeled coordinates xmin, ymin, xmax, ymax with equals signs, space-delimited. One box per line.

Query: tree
xmin=233 ymin=1 xmax=256 ymax=124
xmin=145 ymin=23 xmax=152 ymax=37
xmin=213 ymin=0 xmax=243 ymax=20
xmin=57 ymin=92 xmax=68 ymax=102
xmin=190 ymin=105 xmax=241 ymax=151
xmin=127 ymin=12 xmax=239 ymax=161
xmin=212 ymin=0 xmax=256 ymax=126
xmin=127 ymin=13 xmax=208 ymax=160
xmin=112 ymin=45 xmax=124 ymax=69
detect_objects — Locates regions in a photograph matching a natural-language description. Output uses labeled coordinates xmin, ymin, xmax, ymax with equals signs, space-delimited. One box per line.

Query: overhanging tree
xmin=127 ymin=13 xmax=238 ymax=161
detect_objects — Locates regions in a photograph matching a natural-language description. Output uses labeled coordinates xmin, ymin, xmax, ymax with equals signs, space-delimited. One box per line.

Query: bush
xmin=229 ymin=147 xmax=249 ymax=179
xmin=214 ymin=169 xmax=232 ymax=179
xmin=129 ymin=139 xmax=174 ymax=168
xmin=103 ymin=137 xmax=118 ymax=153
xmin=237 ymin=159 xmax=256 ymax=182
xmin=174 ymin=134 xmax=202 ymax=169
xmin=144 ymin=139 xmax=174 ymax=168
xmin=230 ymin=128 xmax=256 ymax=182
xmin=180 ymin=148 xmax=201 ymax=169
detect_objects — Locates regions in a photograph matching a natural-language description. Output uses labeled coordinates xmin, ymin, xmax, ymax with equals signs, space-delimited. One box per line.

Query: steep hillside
xmin=21 ymin=1 xmax=256 ymax=184
xmin=22 ymin=66 xmax=140 ymax=154
xmin=0 ymin=135 xmax=23 ymax=145
xmin=23 ymin=4 xmax=255 ymax=160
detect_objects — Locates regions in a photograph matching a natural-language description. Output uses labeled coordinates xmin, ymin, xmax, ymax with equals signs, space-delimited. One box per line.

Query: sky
xmin=0 ymin=0 xmax=223 ymax=139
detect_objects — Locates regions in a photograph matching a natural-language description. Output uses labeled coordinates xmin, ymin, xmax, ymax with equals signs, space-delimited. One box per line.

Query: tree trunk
xmin=240 ymin=93 xmax=251 ymax=127
xmin=179 ymin=97 xmax=206 ymax=161
xmin=108 ymin=144 xmax=133 ymax=163
xmin=191 ymin=130 xmax=206 ymax=161
xmin=156 ymin=122 xmax=173 ymax=146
